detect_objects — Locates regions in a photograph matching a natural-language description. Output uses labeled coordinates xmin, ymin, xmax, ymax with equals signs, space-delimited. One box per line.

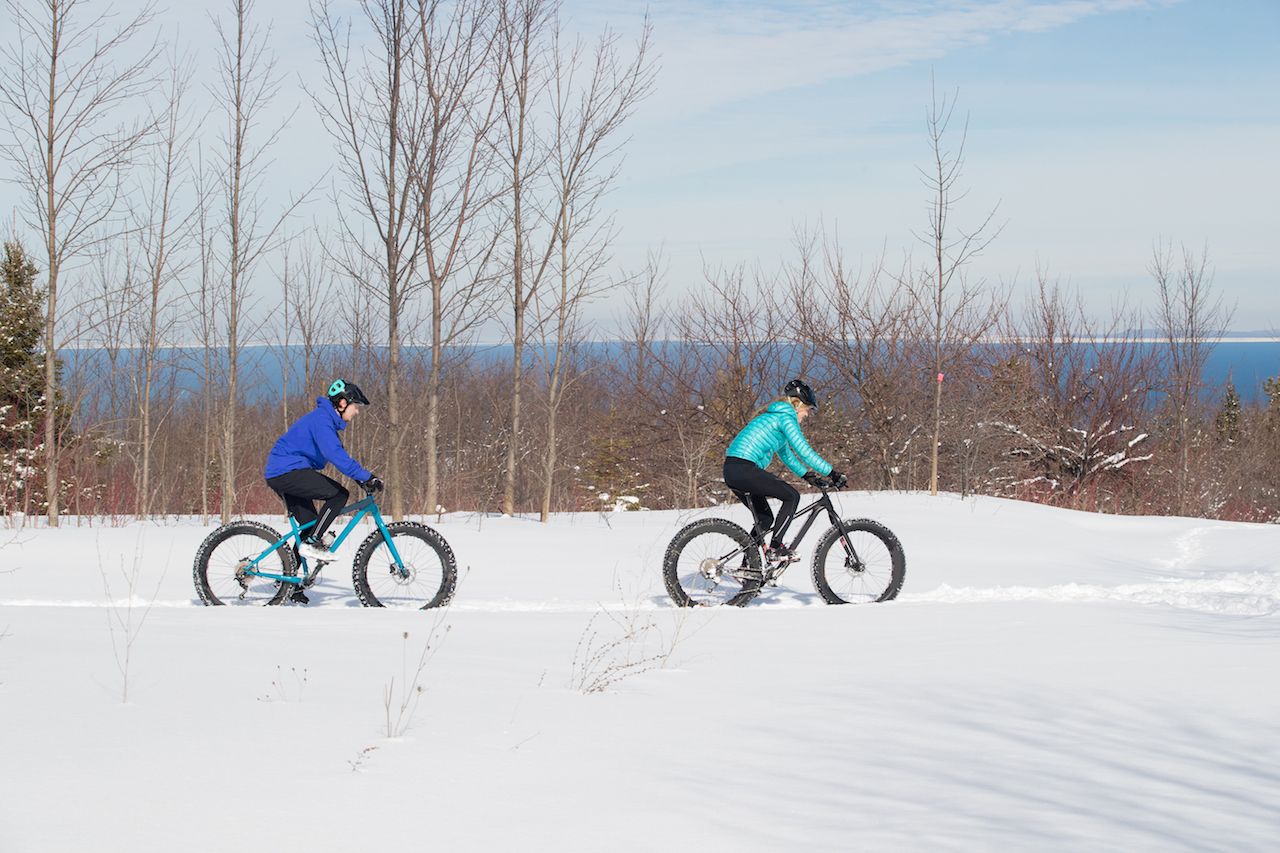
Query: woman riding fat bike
xmin=724 ymin=378 xmax=847 ymax=564
xmin=662 ymin=378 xmax=902 ymax=607
xmin=195 ymin=376 xmax=457 ymax=609
xmin=263 ymin=378 xmax=383 ymax=603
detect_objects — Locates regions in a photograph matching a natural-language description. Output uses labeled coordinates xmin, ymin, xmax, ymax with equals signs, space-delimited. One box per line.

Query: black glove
xmin=828 ymin=469 xmax=848 ymax=489
xmin=802 ymin=470 xmax=831 ymax=489
xmin=362 ymin=476 xmax=385 ymax=494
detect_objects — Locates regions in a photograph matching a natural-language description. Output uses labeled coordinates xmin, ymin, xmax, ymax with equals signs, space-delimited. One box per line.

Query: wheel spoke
xmin=666 ymin=522 xmax=760 ymax=607
xmin=196 ymin=527 xmax=293 ymax=606
xmin=813 ymin=522 xmax=903 ymax=604
xmin=356 ymin=526 xmax=455 ymax=609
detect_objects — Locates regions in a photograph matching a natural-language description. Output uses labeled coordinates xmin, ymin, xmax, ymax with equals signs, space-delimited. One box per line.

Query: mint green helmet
xmin=327 ymin=379 xmax=370 ymax=406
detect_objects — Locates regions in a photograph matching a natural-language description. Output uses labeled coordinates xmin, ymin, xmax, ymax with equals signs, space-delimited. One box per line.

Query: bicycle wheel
xmin=811 ymin=518 xmax=905 ymax=604
xmin=663 ymin=518 xmax=763 ymax=607
xmin=352 ymin=521 xmax=457 ymax=609
xmin=194 ymin=521 xmax=296 ymax=606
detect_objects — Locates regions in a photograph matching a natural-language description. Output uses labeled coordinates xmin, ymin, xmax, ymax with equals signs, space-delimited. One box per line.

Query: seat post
xmin=731 ymin=488 xmax=766 ymax=545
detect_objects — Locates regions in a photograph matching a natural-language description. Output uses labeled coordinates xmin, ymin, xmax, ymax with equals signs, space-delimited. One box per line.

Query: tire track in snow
xmin=901 ymin=572 xmax=1280 ymax=616
xmin=4 ymin=573 xmax=1279 ymax=616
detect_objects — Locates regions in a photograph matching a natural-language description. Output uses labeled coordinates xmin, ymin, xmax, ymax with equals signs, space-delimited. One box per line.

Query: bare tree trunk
xmin=425 ymin=300 xmax=441 ymax=513
xmin=311 ymin=0 xmax=435 ymax=520
xmin=196 ymin=156 xmax=216 ymax=523
xmin=498 ymin=0 xmax=545 ymax=517
xmin=915 ymin=76 xmax=1001 ymax=496
xmin=220 ymin=2 xmax=249 ymax=524
xmin=137 ymin=57 xmax=194 ymax=518
xmin=539 ymin=206 xmax=568 ymax=522
xmin=1151 ymin=242 xmax=1230 ymax=515
xmin=214 ymin=0 xmax=302 ymax=522
xmin=536 ymin=20 xmax=654 ymax=521
xmin=416 ymin=0 xmax=504 ymax=517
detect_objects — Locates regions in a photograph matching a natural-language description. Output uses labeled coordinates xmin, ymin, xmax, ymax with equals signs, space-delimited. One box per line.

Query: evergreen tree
xmin=0 ymin=241 xmax=47 ymax=512
xmin=1214 ymin=381 xmax=1242 ymax=444
xmin=582 ymin=405 xmax=650 ymax=511
xmin=1265 ymin=376 xmax=1280 ymax=422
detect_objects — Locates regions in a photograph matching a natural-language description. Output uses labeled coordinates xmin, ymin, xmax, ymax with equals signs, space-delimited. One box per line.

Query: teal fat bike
xmin=193 ymin=486 xmax=457 ymax=609
xmin=663 ymin=482 xmax=905 ymax=607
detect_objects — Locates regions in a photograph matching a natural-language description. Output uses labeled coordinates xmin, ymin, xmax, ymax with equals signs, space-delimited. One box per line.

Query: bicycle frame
xmin=240 ymin=494 xmax=407 ymax=587
xmin=781 ymin=490 xmax=845 ymax=552
xmin=725 ymin=486 xmax=859 ymax=578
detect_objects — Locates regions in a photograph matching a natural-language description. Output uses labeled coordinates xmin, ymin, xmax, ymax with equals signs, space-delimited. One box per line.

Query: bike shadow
xmin=648 ymin=587 xmax=828 ymax=609
xmin=750 ymin=587 xmax=827 ymax=608
xmin=287 ymin=578 xmax=364 ymax=608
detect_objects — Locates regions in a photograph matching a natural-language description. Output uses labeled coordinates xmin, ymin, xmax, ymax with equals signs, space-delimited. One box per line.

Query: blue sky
xmin=3 ymin=0 xmax=1277 ymax=333
xmin=592 ymin=0 xmax=1280 ymax=330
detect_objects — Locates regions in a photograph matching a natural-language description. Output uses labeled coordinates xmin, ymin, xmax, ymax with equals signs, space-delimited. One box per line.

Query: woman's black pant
xmin=723 ymin=456 xmax=800 ymax=547
xmin=265 ymin=469 xmax=349 ymax=542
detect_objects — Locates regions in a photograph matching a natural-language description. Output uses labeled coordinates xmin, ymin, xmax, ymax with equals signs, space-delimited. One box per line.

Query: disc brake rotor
xmin=389 ymin=563 xmax=417 ymax=585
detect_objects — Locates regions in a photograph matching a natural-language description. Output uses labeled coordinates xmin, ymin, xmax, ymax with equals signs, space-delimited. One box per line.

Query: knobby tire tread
xmin=662 ymin=517 xmax=762 ymax=607
xmin=193 ymin=520 xmax=296 ymax=606
xmin=352 ymin=521 xmax=457 ymax=610
xmin=810 ymin=518 xmax=906 ymax=604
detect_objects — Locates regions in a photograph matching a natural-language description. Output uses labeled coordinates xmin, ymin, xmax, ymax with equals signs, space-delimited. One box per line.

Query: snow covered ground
xmin=2 ymin=492 xmax=1278 ymax=852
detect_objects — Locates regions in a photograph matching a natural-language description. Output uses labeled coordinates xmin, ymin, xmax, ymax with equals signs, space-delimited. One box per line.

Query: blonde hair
xmin=754 ymin=396 xmax=804 ymax=418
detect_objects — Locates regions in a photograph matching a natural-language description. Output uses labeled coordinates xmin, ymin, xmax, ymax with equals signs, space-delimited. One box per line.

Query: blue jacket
xmin=726 ymin=401 xmax=833 ymax=478
xmin=263 ymin=397 xmax=373 ymax=482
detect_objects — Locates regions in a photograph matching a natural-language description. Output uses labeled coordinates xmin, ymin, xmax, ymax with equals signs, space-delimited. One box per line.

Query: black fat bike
xmin=663 ymin=483 xmax=905 ymax=607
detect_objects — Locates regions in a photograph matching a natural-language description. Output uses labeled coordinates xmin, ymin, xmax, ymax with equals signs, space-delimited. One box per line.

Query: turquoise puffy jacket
xmin=726 ymin=401 xmax=833 ymax=478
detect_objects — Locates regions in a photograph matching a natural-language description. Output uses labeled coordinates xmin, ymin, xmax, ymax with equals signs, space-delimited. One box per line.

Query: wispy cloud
xmin=577 ymin=0 xmax=1179 ymax=117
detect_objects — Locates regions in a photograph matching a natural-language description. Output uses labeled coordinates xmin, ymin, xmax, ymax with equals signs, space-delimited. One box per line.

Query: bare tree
xmin=0 ymin=0 xmax=159 ymax=524
xmin=310 ymin=0 xmax=433 ymax=518
xmin=271 ymin=239 xmax=298 ymax=431
xmin=801 ymin=234 xmax=924 ymax=489
xmin=1150 ymin=241 xmax=1231 ymax=515
xmin=192 ymin=146 xmax=222 ymax=523
xmin=132 ymin=54 xmax=198 ymax=517
xmin=496 ymin=0 xmax=557 ymax=516
xmin=648 ymin=264 xmax=803 ymax=505
xmin=280 ymin=229 xmax=335 ymax=402
xmin=981 ymin=275 xmax=1158 ymax=507
xmin=212 ymin=0 xmax=307 ymax=522
xmin=535 ymin=18 xmax=654 ymax=521
xmin=913 ymin=76 xmax=1001 ymax=496
xmin=407 ymin=0 xmax=506 ymax=517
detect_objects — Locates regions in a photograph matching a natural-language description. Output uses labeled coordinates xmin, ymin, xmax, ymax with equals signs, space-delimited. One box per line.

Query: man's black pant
xmin=265 ymin=469 xmax=349 ymax=542
xmin=723 ymin=456 xmax=800 ymax=547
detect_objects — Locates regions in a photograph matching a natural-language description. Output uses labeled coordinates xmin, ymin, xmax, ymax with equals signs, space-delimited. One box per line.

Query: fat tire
xmin=663 ymin=517 xmax=763 ymax=607
xmin=193 ymin=520 xmax=296 ymax=606
xmin=352 ymin=521 xmax=457 ymax=609
xmin=811 ymin=518 xmax=905 ymax=604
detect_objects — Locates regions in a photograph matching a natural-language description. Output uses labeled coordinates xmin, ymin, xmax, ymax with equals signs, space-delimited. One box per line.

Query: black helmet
xmin=327 ymin=378 xmax=370 ymax=406
xmin=783 ymin=378 xmax=817 ymax=409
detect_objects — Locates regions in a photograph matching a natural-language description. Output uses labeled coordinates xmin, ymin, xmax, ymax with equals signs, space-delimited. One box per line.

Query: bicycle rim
xmin=817 ymin=526 xmax=898 ymax=603
xmin=360 ymin=530 xmax=451 ymax=609
xmin=674 ymin=530 xmax=757 ymax=606
xmin=203 ymin=533 xmax=291 ymax=606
